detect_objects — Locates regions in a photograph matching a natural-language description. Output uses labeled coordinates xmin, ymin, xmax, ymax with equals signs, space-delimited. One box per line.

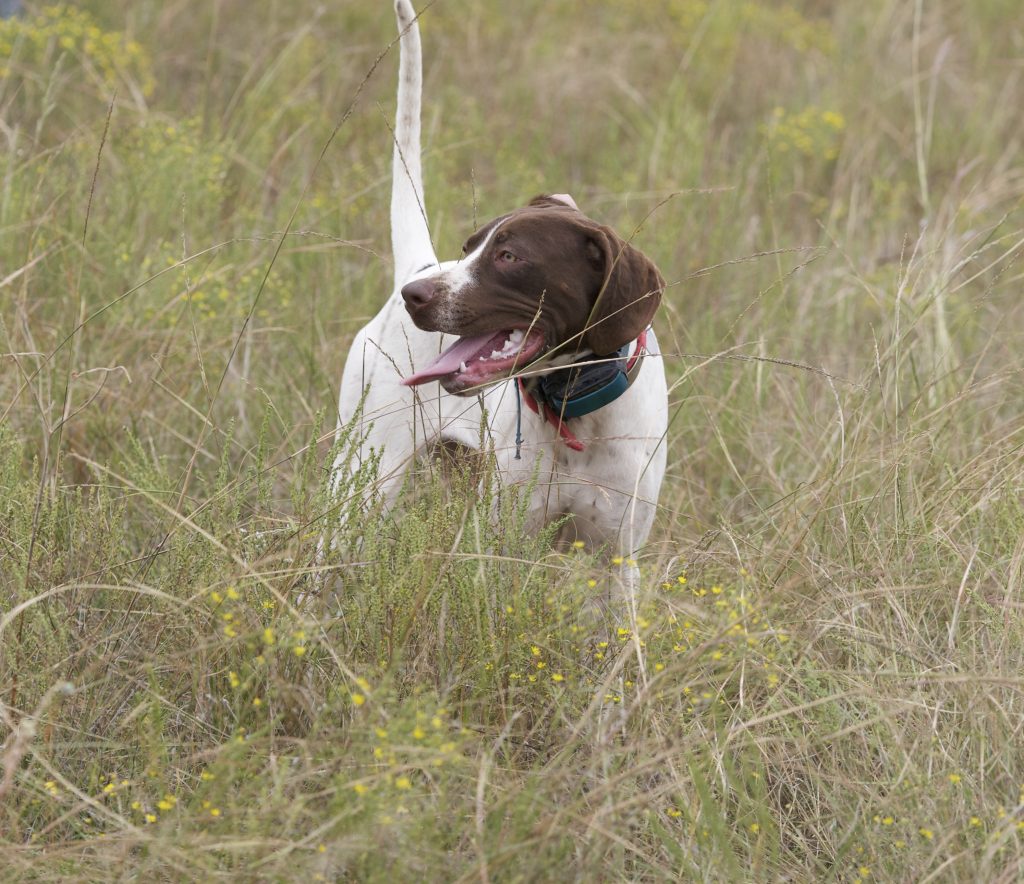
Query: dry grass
xmin=1 ymin=0 xmax=1023 ymax=880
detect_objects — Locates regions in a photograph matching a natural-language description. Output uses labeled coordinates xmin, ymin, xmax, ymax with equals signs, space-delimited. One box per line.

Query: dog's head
xmin=401 ymin=195 xmax=664 ymax=394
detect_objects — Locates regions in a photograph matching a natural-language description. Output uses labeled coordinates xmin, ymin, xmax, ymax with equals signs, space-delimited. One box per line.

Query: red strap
xmin=517 ymin=379 xmax=586 ymax=451
xmin=625 ymin=328 xmax=647 ymax=374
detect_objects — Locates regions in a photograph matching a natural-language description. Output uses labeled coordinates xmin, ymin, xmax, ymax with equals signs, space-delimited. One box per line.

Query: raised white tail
xmin=391 ymin=0 xmax=436 ymax=285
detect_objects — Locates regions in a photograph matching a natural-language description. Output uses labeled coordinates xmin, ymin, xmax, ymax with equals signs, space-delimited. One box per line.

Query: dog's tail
xmin=391 ymin=0 xmax=436 ymax=285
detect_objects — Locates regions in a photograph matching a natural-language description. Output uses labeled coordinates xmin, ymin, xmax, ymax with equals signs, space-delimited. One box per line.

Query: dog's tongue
xmin=401 ymin=331 xmax=502 ymax=386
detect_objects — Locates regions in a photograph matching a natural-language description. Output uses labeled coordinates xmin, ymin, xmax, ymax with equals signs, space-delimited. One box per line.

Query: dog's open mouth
xmin=401 ymin=328 xmax=545 ymax=394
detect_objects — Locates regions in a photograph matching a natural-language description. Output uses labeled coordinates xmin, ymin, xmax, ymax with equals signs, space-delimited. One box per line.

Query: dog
xmin=331 ymin=0 xmax=668 ymax=562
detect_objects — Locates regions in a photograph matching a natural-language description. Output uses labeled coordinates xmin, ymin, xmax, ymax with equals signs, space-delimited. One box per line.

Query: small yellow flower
xmin=317 ymin=844 xmax=326 ymax=853
xmin=293 ymin=646 xmax=307 ymax=657
xmin=200 ymin=771 xmax=214 ymax=782
xmin=228 ymin=671 xmax=240 ymax=688
xmin=226 ymin=586 xmax=240 ymax=600
xmin=431 ymin=716 xmax=443 ymax=729
xmin=969 ymin=816 xmax=981 ymax=827
xmin=666 ymin=807 xmax=682 ymax=818
xmin=209 ymin=808 xmax=221 ymax=817
xmin=252 ymin=697 xmax=262 ymax=707
xmin=412 ymin=726 xmax=425 ymax=739
xmin=531 ymin=645 xmax=541 ymax=656
xmin=858 ymin=867 xmax=870 ymax=879
xmin=351 ymin=693 xmax=366 ymax=707
xmin=919 ymin=827 xmax=933 ymax=840
xmin=881 ymin=815 xmax=894 ymax=826
xmin=145 ymin=813 xmax=157 ymax=824
xmin=131 ymin=801 xmax=141 ymax=810
xmin=587 ymin=579 xmax=597 ymax=588
xmin=395 ymin=776 xmax=412 ymax=790
xmin=223 ymin=626 xmax=237 ymax=638
xmin=209 ymin=591 xmax=223 ymax=604
xmin=352 ymin=783 xmax=369 ymax=795
xmin=551 ymin=673 xmax=564 ymax=683
xmin=611 ymin=556 xmax=624 ymax=565
xmin=749 ymin=823 xmax=760 ymax=834
xmin=44 ymin=781 xmax=58 ymax=795
xmin=572 ymin=540 xmax=585 ymax=549
xmin=102 ymin=783 xmax=115 ymax=794
xmin=947 ymin=773 xmax=961 ymax=784
xmin=262 ymin=628 xmax=275 ymax=646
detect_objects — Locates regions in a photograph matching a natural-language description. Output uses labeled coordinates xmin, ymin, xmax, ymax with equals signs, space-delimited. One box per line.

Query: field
xmin=2 ymin=0 xmax=1023 ymax=880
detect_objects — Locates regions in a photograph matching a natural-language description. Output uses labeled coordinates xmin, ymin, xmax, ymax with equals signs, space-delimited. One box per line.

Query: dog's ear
xmin=581 ymin=227 xmax=663 ymax=355
xmin=528 ymin=193 xmax=579 ymax=211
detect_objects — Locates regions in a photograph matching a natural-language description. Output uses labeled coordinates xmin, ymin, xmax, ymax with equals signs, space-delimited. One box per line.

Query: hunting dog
xmin=331 ymin=0 xmax=668 ymax=563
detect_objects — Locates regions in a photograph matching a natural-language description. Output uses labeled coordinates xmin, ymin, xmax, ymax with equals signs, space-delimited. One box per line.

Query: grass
xmin=1 ymin=0 xmax=1023 ymax=879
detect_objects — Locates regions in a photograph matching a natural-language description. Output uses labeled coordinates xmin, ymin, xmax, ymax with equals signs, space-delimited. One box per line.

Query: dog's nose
xmin=401 ymin=278 xmax=437 ymax=310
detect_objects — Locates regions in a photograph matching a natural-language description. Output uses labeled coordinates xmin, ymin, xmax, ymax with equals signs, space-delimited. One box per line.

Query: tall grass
xmin=2 ymin=0 xmax=1023 ymax=879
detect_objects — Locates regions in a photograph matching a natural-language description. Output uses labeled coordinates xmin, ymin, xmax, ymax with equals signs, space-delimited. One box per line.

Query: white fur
xmin=331 ymin=0 xmax=667 ymax=558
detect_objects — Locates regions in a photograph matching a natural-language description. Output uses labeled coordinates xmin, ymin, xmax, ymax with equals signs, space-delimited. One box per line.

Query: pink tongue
xmin=401 ymin=331 xmax=503 ymax=386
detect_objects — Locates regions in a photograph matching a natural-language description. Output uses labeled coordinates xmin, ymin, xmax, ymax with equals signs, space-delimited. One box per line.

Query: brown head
xmin=401 ymin=195 xmax=664 ymax=394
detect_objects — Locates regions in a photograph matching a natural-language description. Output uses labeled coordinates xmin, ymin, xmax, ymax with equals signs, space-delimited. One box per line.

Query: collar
xmin=517 ymin=329 xmax=649 ymax=452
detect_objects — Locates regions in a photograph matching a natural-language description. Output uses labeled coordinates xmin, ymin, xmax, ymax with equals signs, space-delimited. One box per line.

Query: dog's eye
xmin=461 ymin=242 xmax=469 ymax=255
xmin=498 ymin=250 xmax=518 ymax=263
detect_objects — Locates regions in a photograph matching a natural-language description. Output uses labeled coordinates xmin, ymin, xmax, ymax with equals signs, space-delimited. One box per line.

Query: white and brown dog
xmin=332 ymin=0 xmax=668 ymax=561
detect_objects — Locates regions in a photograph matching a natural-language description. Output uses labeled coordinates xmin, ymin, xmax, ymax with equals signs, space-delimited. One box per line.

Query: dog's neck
xmin=517 ymin=329 xmax=649 ymax=451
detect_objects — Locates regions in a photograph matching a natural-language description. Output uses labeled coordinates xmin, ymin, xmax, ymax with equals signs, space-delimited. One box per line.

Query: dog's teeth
xmin=459 ymin=361 xmax=468 ymax=373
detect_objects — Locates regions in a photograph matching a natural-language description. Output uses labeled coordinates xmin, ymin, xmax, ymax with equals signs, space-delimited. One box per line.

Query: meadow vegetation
xmin=1 ymin=0 xmax=1023 ymax=879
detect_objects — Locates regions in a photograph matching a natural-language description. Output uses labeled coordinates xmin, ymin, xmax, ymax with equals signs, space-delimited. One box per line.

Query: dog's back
xmin=333 ymin=1 xmax=487 ymax=498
